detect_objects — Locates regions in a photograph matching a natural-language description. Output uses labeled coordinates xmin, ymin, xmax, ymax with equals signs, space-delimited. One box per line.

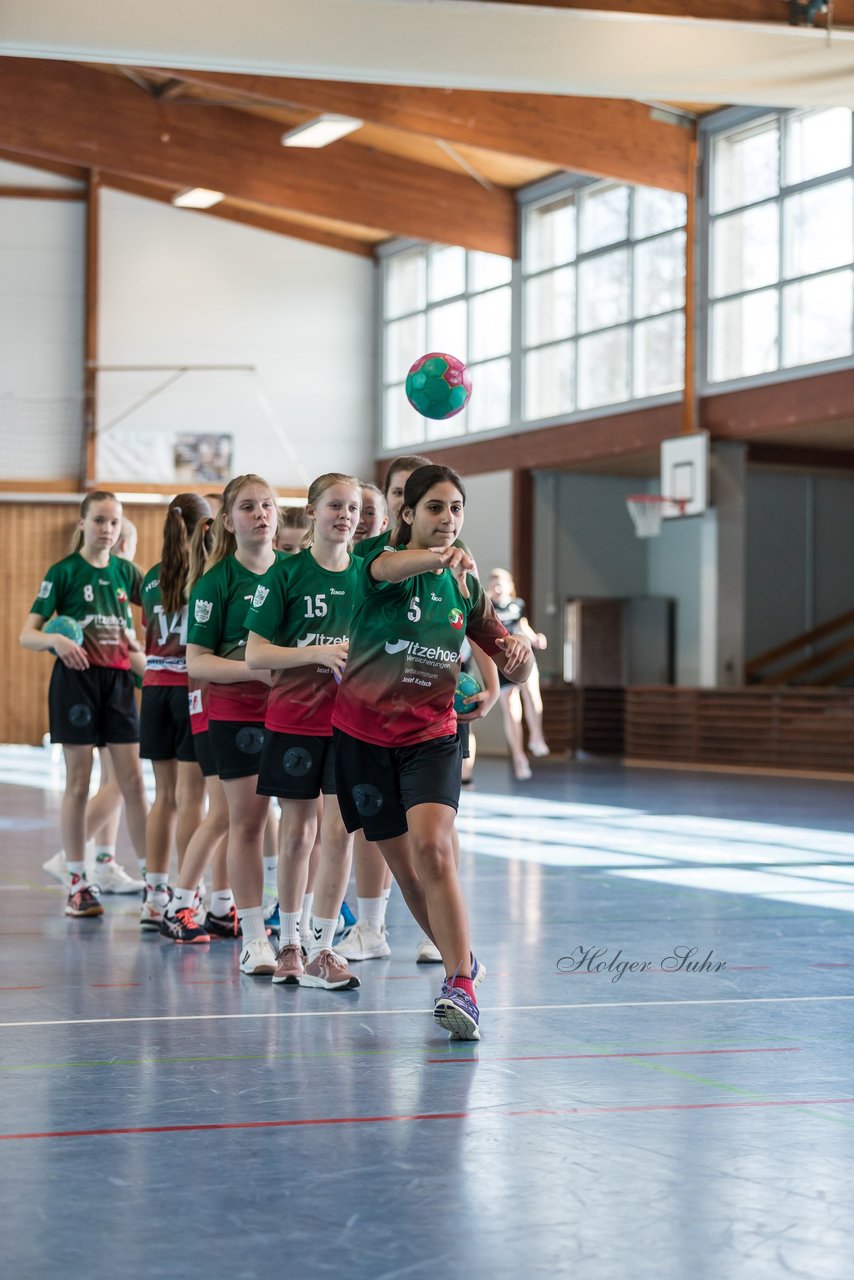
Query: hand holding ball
xmin=406 ymin=353 xmax=472 ymax=420
xmin=43 ymin=615 xmax=84 ymax=654
xmin=454 ymin=671 xmax=483 ymax=715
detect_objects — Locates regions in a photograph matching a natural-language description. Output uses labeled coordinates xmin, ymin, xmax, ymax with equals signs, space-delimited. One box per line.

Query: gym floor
xmin=1 ymin=745 xmax=852 ymax=1280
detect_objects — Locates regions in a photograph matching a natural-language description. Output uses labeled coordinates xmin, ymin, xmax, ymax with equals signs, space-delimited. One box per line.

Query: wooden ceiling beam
xmin=165 ymin=70 xmax=693 ymax=194
xmin=0 ymin=59 xmax=516 ymax=256
xmin=454 ymin=0 xmax=854 ymax=25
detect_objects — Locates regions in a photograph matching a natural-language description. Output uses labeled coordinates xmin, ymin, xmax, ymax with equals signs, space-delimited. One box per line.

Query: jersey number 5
xmin=304 ymin=594 xmax=328 ymax=619
xmin=408 ymin=596 xmax=421 ymax=622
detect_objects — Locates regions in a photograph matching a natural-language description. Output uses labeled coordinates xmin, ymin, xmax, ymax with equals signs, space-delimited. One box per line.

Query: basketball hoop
xmin=626 ymin=494 xmax=688 ymax=539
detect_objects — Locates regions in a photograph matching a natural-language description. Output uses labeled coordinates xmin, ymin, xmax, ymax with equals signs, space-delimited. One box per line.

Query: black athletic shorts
xmin=208 ymin=719 xmax=267 ymax=781
xmin=139 ymin=685 xmax=196 ymax=763
xmin=257 ymin=731 xmax=337 ymax=800
xmin=192 ymin=729 xmax=218 ymax=778
xmin=458 ymin=721 xmax=471 ymax=760
xmin=333 ymin=728 xmax=462 ymax=843
xmin=48 ymin=663 xmax=139 ymax=747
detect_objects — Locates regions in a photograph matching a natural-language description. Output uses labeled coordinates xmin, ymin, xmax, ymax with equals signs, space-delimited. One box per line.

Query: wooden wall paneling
xmin=2 ymin=504 xmax=80 ymax=745
xmin=540 ymin=684 xmax=578 ymax=755
xmin=625 ymin=686 xmax=854 ymax=775
xmin=1 ymin=500 xmax=167 ymax=745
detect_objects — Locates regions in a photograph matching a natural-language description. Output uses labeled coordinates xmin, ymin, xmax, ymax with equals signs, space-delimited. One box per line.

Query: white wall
xmin=0 ymin=160 xmax=85 ymax=480
xmin=0 ymin=170 xmax=376 ymax=489
xmin=746 ymin=470 xmax=854 ymax=662
xmin=647 ymin=514 xmax=704 ymax=685
xmin=532 ymin=471 xmax=648 ymax=680
xmin=457 ymin=470 xmax=513 ymax=756
xmin=97 ymin=191 xmax=375 ymax=488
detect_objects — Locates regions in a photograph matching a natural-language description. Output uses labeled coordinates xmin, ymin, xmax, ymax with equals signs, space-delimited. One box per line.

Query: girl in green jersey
xmin=187 ymin=475 xmax=282 ymax=975
xmin=334 ymin=465 xmax=533 ymax=1039
xmin=20 ymin=491 xmax=149 ymax=918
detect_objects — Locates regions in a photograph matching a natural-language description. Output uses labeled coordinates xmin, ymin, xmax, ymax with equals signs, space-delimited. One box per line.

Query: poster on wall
xmin=174 ymin=433 xmax=233 ymax=483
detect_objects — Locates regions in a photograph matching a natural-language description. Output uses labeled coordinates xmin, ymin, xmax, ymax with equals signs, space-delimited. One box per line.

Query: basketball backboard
xmin=660 ymin=431 xmax=709 ymax=518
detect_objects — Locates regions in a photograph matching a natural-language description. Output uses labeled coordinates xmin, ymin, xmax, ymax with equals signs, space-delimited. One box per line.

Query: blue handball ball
xmin=454 ymin=671 xmax=482 ymax=715
xmin=43 ymin=615 xmax=84 ymax=653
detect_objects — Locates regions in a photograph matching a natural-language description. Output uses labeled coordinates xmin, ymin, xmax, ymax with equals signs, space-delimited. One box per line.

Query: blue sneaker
xmin=433 ymin=981 xmax=480 ymax=1041
xmin=472 ymin=953 xmax=486 ymax=991
xmin=340 ymin=898 xmax=357 ymax=929
xmin=264 ymin=899 xmax=280 ymax=932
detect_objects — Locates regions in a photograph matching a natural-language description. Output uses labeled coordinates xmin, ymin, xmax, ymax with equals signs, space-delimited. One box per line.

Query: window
xmin=521 ymin=183 xmax=686 ymax=418
xmin=379 ymin=245 xmax=512 ymax=448
xmin=379 ymin=180 xmax=688 ymax=449
xmin=707 ymin=109 xmax=854 ymax=383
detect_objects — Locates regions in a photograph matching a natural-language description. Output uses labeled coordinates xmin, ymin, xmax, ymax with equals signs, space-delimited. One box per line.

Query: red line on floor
xmin=2 ymin=1095 xmax=852 ymax=1141
xmin=811 ymin=963 xmax=853 ymax=969
xmin=427 ymin=1046 xmax=801 ymax=1064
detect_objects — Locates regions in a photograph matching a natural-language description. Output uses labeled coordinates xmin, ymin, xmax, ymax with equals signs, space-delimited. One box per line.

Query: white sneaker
xmin=140 ymin=890 xmax=171 ymax=931
xmin=337 ymin=920 xmax=391 ymax=961
xmin=42 ymin=850 xmax=68 ymax=885
xmin=92 ymin=860 xmax=145 ymax=894
xmin=239 ymin=937 xmax=278 ymax=976
xmin=528 ymin=740 xmax=550 ymax=758
xmin=43 ymin=847 xmax=98 ymax=884
xmin=415 ymin=937 xmax=443 ymax=964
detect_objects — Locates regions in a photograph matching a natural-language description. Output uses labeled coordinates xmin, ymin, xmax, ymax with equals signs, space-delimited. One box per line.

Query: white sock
xmin=67 ymin=860 xmax=86 ymax=882
xmin=309 ymin=915 xmax=337 ymax=959
xmin=358 ymin=896 xmax=386 ymax=933
xmin=137 ymin=858 xmax=147 ymax=877
xmin=263 ymin=855 xmax=278 ymax=888
xmin=210 ymin=889 xmax=234 ymax=917
xmin=382 ymin=885 xmax=392 ymax=904
xmin=237 ymin=906 xmax=267 ymax=943
xmin=94 ymin=844 xmax=116 ymax=864
xmin=299 ymin=892 xmax=314 ymax=939
xmin=146 ymin=871 xmax=169 ymax=897
xmin=281 ymin=911 xmax=301 ymax=947
xmin=170 ymin=885 xmax=196 ymax=914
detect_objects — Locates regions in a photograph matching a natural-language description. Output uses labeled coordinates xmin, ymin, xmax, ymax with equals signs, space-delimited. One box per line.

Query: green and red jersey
xmin=244 ymin=548 xmax=359 ymax=736
xmin=187 ymin=552 xmax=286 ymax=722
xmin=332 ymin=546 xmax=508 ymax=747
xmin=31 ymin=552 xmax=142 ymax=670
xmin=188 ymin=677 xmax=209 ymax=735
xmin=140 ymin=562 xmax=189 ymax=688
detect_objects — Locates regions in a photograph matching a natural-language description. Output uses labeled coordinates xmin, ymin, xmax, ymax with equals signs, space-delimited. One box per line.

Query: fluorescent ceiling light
xmin=172 ymin=187 xmax=225 ymax=209
xmin=281 ymin=115 xmax=363 ymax=148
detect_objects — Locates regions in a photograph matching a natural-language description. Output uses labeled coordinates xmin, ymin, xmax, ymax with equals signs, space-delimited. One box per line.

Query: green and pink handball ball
xmin=405 ymin=352 xmax=472 ymax=420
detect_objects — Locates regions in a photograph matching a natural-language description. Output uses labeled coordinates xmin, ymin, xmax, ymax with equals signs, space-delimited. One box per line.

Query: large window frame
xmin=700 ymin=106 xmax=854 ymax=393
xmin=377 ymin=173 xmax=688 ymax=458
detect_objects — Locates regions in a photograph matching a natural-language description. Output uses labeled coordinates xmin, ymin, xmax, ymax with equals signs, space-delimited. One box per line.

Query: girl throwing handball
xmin=333 ymin=465 xmax=533 ymax=1039
xmin=20 ymin=491 xmax=149 ymax=917
xmin=245 ymin=472 xmax=362 ymax=990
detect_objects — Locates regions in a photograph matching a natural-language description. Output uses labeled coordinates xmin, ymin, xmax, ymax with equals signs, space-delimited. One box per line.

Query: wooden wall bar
xmin=626 ymin=686 xmax=854 ymax=776
xmin=1 ymin=500 xmax=166 ymax=745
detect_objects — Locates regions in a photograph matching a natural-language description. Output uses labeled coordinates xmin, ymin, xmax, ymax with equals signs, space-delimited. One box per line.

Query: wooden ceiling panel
xmin=164 ymin=70 xmax=694 ymax=193
xmin=0 ymin=58 xmax=516 ymax=256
